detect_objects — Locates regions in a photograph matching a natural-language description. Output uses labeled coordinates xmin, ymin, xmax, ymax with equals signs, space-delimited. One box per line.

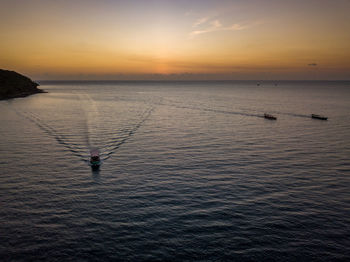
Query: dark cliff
xmin=0 ymin=69 xmax=45 ymax=100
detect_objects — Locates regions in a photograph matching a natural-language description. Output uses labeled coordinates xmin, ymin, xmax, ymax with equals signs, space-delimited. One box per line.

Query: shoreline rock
xmin=0 ymin=69 xmax=46 ymax=100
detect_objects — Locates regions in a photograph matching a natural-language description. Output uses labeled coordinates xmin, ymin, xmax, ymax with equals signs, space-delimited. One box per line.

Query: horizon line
xmin=37 ymin=79 xmax=350 ymax=83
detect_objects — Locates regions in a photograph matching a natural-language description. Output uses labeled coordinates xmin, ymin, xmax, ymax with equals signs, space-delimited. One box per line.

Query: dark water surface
xmin=1 ymin=81 xmax=349 ymax=261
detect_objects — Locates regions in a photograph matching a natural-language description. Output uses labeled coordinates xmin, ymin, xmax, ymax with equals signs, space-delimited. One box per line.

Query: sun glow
xmin=1 ymin=0 xmax=349 ymax=80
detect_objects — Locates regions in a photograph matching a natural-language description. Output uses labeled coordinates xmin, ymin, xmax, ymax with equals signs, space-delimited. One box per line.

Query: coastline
xmin=0 ymin=69 xmax=46 ymax=100
xmin=0 ymin=89 xmax=46 ymax=100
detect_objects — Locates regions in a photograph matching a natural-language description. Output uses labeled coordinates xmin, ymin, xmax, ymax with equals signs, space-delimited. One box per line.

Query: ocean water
xmin=0 ymin=81 xmax=349 ymax=261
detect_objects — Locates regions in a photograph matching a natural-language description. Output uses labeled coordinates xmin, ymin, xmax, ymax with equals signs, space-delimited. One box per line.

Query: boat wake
xmin=256 ymin=110 xmax=311 ymax=119
xmin=102 ymin=106 xmax=155 ymax=161
xmin=13 ymin=99 xmax=156 ymax=165
xmin=13 ymin=109 xmax=88 ymax=162
xmin=76 ymin=93 xmax=102 ymax=148
xmin=159 ymin=98 xmax=313 ymax=119
xmin=156 ymin=98 xmax=262 ymax=118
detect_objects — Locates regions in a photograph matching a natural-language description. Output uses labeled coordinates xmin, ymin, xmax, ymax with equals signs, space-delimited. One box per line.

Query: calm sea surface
xmin=0 ymin=81 xmax=349 ymax=261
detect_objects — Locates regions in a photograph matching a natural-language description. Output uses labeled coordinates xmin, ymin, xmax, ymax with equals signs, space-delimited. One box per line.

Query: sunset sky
xmin=1 ymin=0 xmax=349 ymax=80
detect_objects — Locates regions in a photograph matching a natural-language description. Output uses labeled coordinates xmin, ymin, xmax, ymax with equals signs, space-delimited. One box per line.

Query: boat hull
xmin=90 ymin=161 xmax=101 ymax=169
xmin=89 ymin=148 xmax=101 ymax=169
xmin=264 ymin=114 xmax=277 ymax=120
xmin=311 ymin=114 xmax=328 ymax=120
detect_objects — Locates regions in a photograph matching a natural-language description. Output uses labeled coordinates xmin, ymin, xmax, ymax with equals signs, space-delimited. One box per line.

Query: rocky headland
xmin=0 ymin=69 xmax=45 ymax=100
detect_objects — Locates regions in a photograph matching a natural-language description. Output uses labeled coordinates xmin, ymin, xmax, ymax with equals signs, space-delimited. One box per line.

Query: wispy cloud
xmin=190 ymin=18 xmax=247 ymax=37
xmin=193 ymin=17 xmax=209 ymax=27
xmin=210 ymin=20 xmax=222 ymax=28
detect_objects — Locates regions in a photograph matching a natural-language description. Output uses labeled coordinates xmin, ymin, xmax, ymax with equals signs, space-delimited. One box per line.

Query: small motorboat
xmin=264 ymin=113 xmax=277 ymax=120
xmin=311 ymin=114 xmax=328 ymax=120
xmin=89 ymin=148 xmax=101 ymax=169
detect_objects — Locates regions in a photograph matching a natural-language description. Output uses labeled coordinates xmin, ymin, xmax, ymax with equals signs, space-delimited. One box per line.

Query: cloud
xmin=308 ymin=63 xmax=318 ymax=66
xmin=190 ymin=18 xmax=247 ymax=37
xmin=193 ymin=17 xmax=209 ymax=27
xmin=210 ymin=20 xmax=222 ymax=28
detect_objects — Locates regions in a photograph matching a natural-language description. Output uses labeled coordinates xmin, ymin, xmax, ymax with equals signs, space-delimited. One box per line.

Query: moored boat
xmin=264 ymin=113 xmax=277 ymax=120
xmin=311 ymin=114 xmax=328 ymax=120
xmin=90 ymin=148 xmax=101 ymax=169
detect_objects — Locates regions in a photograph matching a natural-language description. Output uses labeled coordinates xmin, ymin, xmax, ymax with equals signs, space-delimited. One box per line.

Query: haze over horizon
xmin=1 ymin=0 xmax=350 ymax=81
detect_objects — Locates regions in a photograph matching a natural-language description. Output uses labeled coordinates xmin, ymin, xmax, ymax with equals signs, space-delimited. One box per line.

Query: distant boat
xmin=264 ymin=113 xmax=277 ymax=120
xmin=89 ymin=148 xmax=101 ymax=169
xmin=311 ymin=114 xmax=328 ymax=120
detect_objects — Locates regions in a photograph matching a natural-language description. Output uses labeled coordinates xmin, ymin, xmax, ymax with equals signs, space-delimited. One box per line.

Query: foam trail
xmin=75 ymin=93 xmax=91 ymax=148
xmin=270 ymin=111 xmax=310 ymax=118
xmin=102 ymin=106 xmax=153 ymax=149
xmin=79 ymin=93 xmax=100 ymax=148
xmin=238 ymin=106 xmax=312 ymax=119
xmin=12 ymin=99 xmax=155 ymax=165
xmin=26 ymin=112 xmax=87 ymax=149
xmin=102 ymin=106 xmax=155 ymax=161
xmin=159 ymin=98 xmax=312 ymax=119
xmin=13 ymin=109 xmax=87 ymax=162
xmin=160 ymin=99 xmax=262 ymax=118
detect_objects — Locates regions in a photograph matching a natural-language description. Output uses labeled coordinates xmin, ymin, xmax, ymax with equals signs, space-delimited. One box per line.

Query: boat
xmin=264 ymin=113 xmax=277 ymax=120
xmin=311 ymin=114 xmax=328 ymax=120
xmin=89 ymin=148 xmax=101 ymax=169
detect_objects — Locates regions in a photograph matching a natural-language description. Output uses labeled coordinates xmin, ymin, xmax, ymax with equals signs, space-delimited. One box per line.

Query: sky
xmin=0 ymin=0 xmax=350 ymax=80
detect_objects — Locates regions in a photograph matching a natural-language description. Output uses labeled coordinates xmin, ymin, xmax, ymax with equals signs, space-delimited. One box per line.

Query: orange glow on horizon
xmin=1 ymin=0 xmax=349 ymax=80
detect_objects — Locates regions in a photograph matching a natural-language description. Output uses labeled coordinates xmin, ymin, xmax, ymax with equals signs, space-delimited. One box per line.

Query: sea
xmin=0 ymin=81 xmax=349 ymax=261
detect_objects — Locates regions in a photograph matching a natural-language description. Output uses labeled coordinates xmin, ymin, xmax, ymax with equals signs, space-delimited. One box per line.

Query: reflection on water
xmin=0 ymin=81 xmax=350 ymax=261
xmin=91 ymin=168 xmax=101 ymax=181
